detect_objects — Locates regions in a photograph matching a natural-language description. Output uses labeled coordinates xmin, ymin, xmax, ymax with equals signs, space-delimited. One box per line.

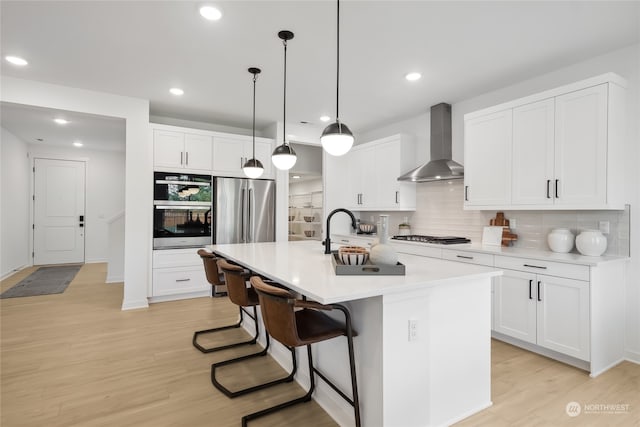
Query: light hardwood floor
xmin=2 ymin=263 xmax=639 ymax=426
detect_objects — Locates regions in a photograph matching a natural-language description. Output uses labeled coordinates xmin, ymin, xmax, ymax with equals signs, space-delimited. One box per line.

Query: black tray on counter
xmin=331 ymin=252 xmax=406 ymax=276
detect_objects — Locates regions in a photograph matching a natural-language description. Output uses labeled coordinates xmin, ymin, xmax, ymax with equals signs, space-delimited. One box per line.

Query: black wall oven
xmin=153 ymin=172 xmax=213 ymax=249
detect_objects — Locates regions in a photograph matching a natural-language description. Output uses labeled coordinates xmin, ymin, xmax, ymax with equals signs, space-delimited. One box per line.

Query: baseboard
xmin=105 ymin=275 xmax=124 ymax=284
xmin=1 ymin=264 xmax=29 ymax=281
xmin=589 ymin=358 xmax=625 ymax=378
xmin=442 ymin=401 xmax=493 ymax=427
xmin=84 ymin=258 xmax=107 ymax=264
xmin=121 ymin=298 xmax=149 ymax=310
xmin=625 ymin=349 xmax=640 ymax=365
xmin=147 ymin=291 xmax=209 ymax=304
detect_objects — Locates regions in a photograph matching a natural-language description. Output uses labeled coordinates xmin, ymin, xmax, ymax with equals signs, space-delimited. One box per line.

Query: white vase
xmin=575 ymin=230 xmax=607 ymax=257
xmin=370 ymin=215 xmax=398 ymax=265
xmin=547 ymin=228 xmax=575 ymax=253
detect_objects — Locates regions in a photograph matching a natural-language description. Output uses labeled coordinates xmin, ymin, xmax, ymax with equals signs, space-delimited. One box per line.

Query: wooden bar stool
xmin=208 ymin=260 xmax=297 ymax=398
xmin=244 ymin=276 xmax=361 ymax=427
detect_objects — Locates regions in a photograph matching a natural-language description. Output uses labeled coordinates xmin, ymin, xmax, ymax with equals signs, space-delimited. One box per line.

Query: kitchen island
xmin=209 ymin=241 xmax=502 ymax=427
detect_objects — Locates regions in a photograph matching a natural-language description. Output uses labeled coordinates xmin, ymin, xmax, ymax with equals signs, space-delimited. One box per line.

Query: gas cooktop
xmin=391 ymin=235 xmax=471 ymax=245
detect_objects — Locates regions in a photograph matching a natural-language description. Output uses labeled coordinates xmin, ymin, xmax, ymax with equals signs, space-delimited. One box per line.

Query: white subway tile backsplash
xmin=370 ymin=180 xmax=630 ymax=257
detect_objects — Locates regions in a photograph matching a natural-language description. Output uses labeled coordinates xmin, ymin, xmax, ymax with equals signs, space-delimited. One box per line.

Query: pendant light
xmin=320 ymin=0 xmax=354 ymax=156
xmin=243 ymin=67 xmax=265 ymax=179
xmin=271 ymin=30 xmax=297 ymax=171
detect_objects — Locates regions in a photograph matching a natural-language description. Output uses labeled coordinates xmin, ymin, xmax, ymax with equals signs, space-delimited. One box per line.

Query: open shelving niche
xmin=288 ymin=190 xmax=323 ymax=241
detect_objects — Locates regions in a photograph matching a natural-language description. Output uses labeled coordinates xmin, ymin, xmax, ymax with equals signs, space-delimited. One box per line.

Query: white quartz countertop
xmin=332 ymin=234 xmax=629 ymax=267
xmin=208 ymin=241 xmax=501 ymax=304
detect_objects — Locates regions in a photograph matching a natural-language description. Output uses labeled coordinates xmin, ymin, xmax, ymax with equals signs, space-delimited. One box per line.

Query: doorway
xmin=287 ymin=143 xmax=323 ymax=241
xmin=33 ymin=158 xmax=86 ymax=265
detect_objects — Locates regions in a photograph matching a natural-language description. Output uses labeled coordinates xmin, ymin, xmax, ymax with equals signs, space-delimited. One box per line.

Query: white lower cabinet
xmin=151 ymin=249 xmax=209 ymax=301
xmin=494 ymin=269 xmax=590 ymax=361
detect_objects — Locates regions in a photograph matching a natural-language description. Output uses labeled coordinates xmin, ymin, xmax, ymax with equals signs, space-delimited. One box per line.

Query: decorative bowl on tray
xmin=338 ymin=246 xmax=369 ymax=265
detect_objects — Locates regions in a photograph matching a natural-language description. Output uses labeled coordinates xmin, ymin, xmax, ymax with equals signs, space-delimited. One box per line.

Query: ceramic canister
xmin=547 ymin=228 xmax=575 ymax=253
xmin=575 ymin=229 xmax=607 ymax=257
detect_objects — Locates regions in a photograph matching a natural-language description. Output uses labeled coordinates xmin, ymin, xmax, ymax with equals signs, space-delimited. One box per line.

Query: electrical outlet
xmin=408 ymin=319 xmax=419 ymax=342
xmin=599 ymin=221 xmax=610 ymax=234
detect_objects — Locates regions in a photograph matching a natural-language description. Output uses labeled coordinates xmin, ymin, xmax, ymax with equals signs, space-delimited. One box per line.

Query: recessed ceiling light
xmin=5 ymin=56 xmax=28 ymax=66
xmin=169 ymin=87 xmax=184 ymax=96
xmin=73 ymin=141 xmax=83 ymax=147
xmin=54 ymin=118 xmax=69 ymax=125
xmin=320 ymin=115 xmax=330 ymax=122
xmin=292 ymin=175 xmax=301 ymax=179
xmin=199 ymin=5 xmax=222 ymax=21
xmin=405 ymin=72 xmax=422 ymax=81
xmin=36 ymin=138 xmax=44 ymax=142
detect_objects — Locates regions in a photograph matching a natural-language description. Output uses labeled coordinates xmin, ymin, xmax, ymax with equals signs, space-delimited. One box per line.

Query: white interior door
xmin=33 ymin=158 xmax=86 ymax=265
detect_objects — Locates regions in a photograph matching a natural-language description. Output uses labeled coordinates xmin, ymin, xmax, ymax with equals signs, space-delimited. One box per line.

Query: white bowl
xmin=547 ymin=228 xmax=574 ymax=253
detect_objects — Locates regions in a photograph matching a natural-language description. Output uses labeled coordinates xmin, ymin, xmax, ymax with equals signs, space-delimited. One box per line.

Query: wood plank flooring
xmin=2 ymin=263 xmax=639 ymax=426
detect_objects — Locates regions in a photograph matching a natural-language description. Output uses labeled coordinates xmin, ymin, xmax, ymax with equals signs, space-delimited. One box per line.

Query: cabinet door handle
xmin=464 ymin=185 xmax=469 ymax=201
xmin=524 ymin=264 xmax=547 ymax=269
xmin=529 ymin=279 xmax=533 ymax=300
xmin=176 ymin=278 xmax=191 ymax=282
xmin=395 ymin=191 xmax=399 ymax=204
xmin=180 ymin=152 xmax=184 ymax=165
xmin=555 ymin=179 xmax=559 ymax=199
xmin=537 ymin=281 xmax=542 ymax=302
xmin=456 ymin=255 xmax=474 ymax=260
xmin=340 ymin=239 xmax=349 ymax=243
xmin=546 ymin=180 xmax=551 ymax=199
xmin=185 ymin=152 xmax=189 ymax=166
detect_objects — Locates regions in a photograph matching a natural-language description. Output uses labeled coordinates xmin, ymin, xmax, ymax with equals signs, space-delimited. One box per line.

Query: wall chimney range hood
xmin=398 ymin=103 xmax=464 ymax=182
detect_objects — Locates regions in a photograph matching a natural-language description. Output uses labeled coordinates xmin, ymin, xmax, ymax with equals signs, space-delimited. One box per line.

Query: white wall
xmin=1 ymin=76 xmax=150 ymax=310
xmin=355 ymin=44 xmax=640 ymax=361
xmin=27 ymin=145 xmax=125 ymax=263
xmin=0 ymin=127 xmax=31 ymax=278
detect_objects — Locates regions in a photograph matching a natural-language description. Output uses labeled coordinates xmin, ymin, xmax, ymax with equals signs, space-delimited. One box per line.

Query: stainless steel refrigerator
xmin=214 ymin=177 xmax=276 ymax=244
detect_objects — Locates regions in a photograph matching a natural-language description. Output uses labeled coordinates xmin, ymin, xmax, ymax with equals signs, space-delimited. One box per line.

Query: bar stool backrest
xmin=217 ymin=259 xmax=254 ymax=307
xmin=197 ymin=249 xmax=224 ymax=286
xmin=249 ymin=276 xmax=300 ymax=347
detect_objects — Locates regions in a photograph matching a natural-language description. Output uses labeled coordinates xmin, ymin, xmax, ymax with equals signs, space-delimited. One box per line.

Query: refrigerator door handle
xmin=240 ymin=188 xmax=246 ymax=242
xmin=248 ymin=188 xmax=253 ymax=242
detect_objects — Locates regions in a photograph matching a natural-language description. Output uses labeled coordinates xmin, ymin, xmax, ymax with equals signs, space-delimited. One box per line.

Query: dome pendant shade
xmin=242 ymin=158 xmax=264 ymax=179
xmin=271 ymin=143 xmax=297 ymax=170
xmin=321 ymin=121 xmax=354 ymax=156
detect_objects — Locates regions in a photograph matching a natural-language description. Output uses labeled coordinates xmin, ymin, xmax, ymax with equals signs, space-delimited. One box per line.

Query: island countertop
xmin=208 ymin=240 xmax=501 ymax=304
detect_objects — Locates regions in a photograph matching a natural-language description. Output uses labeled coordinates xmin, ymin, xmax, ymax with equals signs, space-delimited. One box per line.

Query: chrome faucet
xmin=324 ymin=208 xmax=357 ymax=254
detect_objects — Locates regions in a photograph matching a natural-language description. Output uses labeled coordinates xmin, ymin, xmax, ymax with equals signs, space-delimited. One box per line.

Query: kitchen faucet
xmin=323 ymin=208 xmax=357 ymax=254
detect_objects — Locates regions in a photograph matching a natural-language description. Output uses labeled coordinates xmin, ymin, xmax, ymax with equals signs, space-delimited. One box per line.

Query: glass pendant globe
xmin=243 ymin=158 xmax=264 ymax=179
xmin=271 ymin=152 xmax=297 ymax=170
xmin=321 ymin=132 xmax=354 ymax=156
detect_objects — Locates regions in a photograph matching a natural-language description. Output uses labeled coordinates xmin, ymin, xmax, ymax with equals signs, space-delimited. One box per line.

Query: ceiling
xmin=1 ymin=1 xmax=638 ymax=147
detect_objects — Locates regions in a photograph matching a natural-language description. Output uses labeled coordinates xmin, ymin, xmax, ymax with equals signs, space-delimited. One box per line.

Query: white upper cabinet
xmin=464 ymin=73 xmax=626 ymax=210
xmin=344 ymin=134 xmax=416 ymax=211
xmin=511 ymin=98 xmax=555 ymax=205
xmin=554 ymin=84 xmax=608 ymax=206
xmin=153 ymin=129 xmax=212 ymax=172
xmin=212 ymin=135 xmax=273 ymax=179
xmin=464 ymin=109 xmax=512 ymax=206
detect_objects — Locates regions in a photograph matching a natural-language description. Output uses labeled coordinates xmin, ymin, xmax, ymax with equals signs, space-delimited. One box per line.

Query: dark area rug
xmin=1 ymin=265 xmax=82 ymax=299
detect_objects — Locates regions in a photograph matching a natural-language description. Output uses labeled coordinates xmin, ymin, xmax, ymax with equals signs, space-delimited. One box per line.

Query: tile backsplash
xmin=367 ymin=180 xmax=630 ymax=256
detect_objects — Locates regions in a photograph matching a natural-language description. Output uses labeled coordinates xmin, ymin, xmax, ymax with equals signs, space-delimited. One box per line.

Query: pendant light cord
xmin=252 ymin=73 xmax=256 ymax=157
xmin=335 ymin=0 xmax=340 ymax=123
xmin=283 ymin=38 xmax=288 ymax=147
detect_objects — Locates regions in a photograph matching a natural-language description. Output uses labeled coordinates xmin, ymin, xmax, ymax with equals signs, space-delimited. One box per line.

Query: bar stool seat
xmin=208 ymin=259 xmax=297 ymax=398
xmin=244 ymin=276 xmax=361 ymax=427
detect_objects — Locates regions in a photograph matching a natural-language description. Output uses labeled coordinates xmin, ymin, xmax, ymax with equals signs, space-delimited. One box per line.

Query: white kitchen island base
xmin=210 ymin=241 xmax=499 ymax=427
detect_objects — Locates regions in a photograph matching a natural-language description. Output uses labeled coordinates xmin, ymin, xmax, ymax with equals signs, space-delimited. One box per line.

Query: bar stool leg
xmin=192 ymin=306 xmax=259 ymax=354
xmin=211 ymin=338 xmax=298 ymax=398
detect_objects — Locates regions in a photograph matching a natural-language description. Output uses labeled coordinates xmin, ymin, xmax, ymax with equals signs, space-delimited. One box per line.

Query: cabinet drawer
xmin=333 ymin=236 xmax=375 ymax=248
xmin=153 ymin=267 xmax=208 ymax=296
xmin=391 ymin=242 xmax=442 ymax=259
xmin=442 ymin=250 xmax=494 ymax=266
xmin=494 ymin=255 xmax=589 ymax=281
xmin=153 ymin=249 xmax=203 ymax=268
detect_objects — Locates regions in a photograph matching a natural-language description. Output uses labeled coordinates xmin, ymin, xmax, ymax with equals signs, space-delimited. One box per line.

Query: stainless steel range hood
xmin=398 ymin=103 xmax=464 ymax=182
